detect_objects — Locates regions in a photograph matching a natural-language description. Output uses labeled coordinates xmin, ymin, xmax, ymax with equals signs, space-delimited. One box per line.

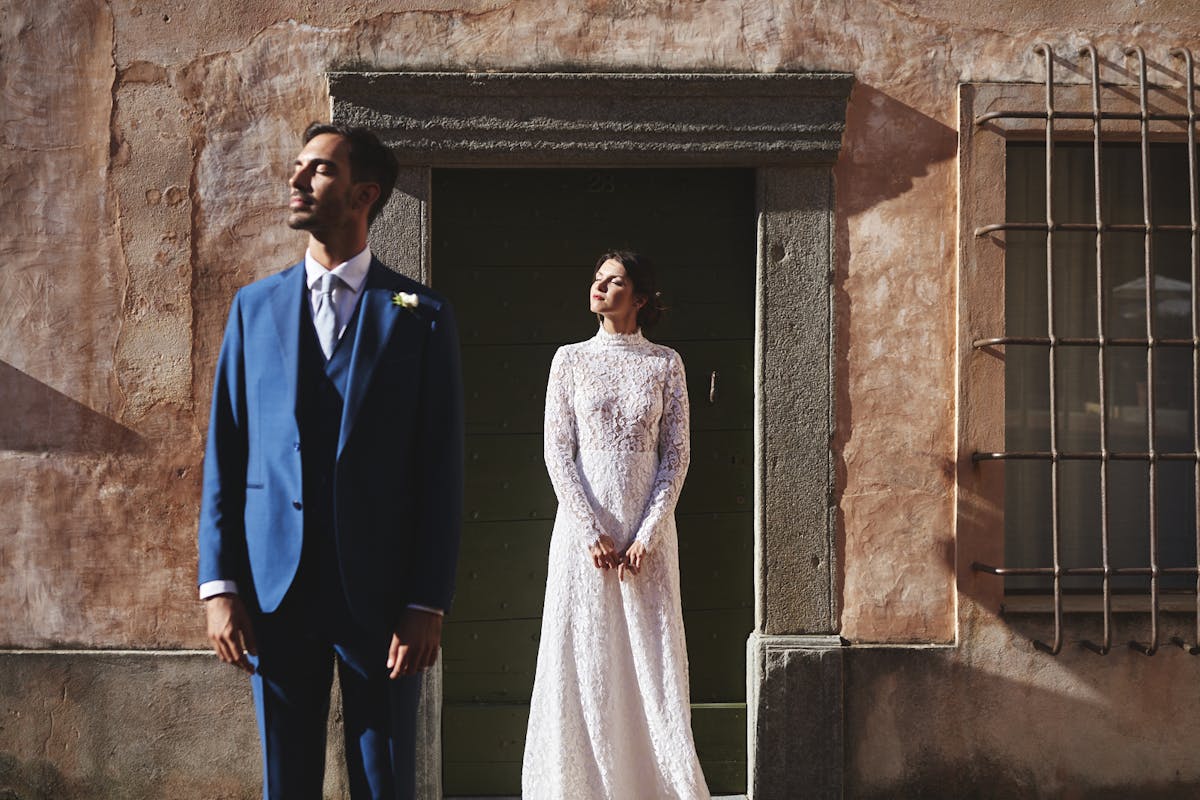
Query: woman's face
xmin=590 ymin=259 xmax=645 ymax=321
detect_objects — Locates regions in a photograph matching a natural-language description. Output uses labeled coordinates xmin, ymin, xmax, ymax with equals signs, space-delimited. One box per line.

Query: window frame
xmin=956 ymin=48 xmax=1200 ymax=655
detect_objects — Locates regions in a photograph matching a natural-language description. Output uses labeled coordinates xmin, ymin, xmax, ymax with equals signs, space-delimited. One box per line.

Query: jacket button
xmin=292 ymin=500 xmax=303 ymax=510
xmin=293 ymin=442 xmax=301 ymax=451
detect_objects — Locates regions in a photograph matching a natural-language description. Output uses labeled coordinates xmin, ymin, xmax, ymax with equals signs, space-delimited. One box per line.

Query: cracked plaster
xmin=6 ymin=0 xmax=1200 ymax=649
xmin=8 ymin=1 xmax=1200 ymax=794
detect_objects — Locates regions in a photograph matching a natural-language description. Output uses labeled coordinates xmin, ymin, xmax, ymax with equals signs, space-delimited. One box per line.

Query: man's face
xmin=287 ymin=133 xmax=357 ymax=234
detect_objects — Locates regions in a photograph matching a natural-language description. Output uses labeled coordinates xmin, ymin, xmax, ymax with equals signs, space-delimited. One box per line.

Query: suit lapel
xmin=268 ymin=262 xmax=305 ymax=424
xmin=339 ymin=260 xmax=405 ymax=456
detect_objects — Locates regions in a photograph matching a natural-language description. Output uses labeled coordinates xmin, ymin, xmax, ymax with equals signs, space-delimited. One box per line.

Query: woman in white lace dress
xmin=521 ymin=251 xmax=710 ymax=800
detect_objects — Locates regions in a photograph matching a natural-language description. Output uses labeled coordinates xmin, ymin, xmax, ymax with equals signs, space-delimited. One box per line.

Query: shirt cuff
xmin=406 ymin=603 xmax=444 ymax=616
xmin=199 ymin=579 xmax=239 ymax=600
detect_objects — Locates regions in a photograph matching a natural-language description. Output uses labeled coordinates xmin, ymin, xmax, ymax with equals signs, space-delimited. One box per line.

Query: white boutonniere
xmin=392 ymin=291 xmax=420 ymax=311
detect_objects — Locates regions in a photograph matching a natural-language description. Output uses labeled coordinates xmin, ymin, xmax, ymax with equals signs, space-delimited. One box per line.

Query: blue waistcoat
xmin=293 ymin=289 xmax=361 ymax=605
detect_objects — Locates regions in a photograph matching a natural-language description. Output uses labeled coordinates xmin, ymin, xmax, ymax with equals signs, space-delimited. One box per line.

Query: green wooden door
xmin=434 ymin=168 xmax=754 ymax=796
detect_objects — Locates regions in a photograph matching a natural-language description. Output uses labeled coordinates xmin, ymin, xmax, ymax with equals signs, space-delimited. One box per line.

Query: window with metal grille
xmin=961 ymin=45 xmax=1200 ymax=655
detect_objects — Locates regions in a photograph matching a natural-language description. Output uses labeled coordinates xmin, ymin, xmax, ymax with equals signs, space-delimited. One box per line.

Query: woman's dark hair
xmin=303 ymin=122 xmax=399 ymax=226
xmin=594 ymin=250 xmax=667 ymax=330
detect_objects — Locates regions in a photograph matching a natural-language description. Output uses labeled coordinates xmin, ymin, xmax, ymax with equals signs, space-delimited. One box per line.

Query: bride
xmin=521 ymin=251 xmax=710 ymax=799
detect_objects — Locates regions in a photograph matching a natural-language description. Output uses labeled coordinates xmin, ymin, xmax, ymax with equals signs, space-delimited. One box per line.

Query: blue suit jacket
xmin=197 ymin=259 xmax=464 ymax=631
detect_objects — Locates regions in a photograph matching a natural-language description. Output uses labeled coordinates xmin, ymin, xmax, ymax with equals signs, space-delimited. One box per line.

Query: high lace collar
xmin=592 ymin=325 xmax=647 ymax=347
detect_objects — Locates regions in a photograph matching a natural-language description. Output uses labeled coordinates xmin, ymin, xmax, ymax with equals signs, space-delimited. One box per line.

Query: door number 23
xmin=587 ymin=173 xmax=616 ymax=193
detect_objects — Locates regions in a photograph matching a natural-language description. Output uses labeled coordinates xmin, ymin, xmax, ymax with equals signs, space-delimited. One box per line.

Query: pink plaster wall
xmin=5 ymin=0 xmax=1200 ymax=651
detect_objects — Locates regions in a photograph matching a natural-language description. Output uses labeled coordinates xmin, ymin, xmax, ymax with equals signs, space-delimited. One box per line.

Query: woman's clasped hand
xmin=587 ymin=533 xmax=647 ymax=579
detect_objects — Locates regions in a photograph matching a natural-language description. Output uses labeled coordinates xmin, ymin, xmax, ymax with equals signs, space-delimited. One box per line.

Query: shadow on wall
xmin=844 ymin=635 xmax=1200 ymax=798
xmin=830 ymin=83 xmax=958 ymax=627
xmin=834 ymin=83 xmax=958 ymax=218
xmin=0 ymin=754 xmax=116 ymax=800
xmin=0 ymin=753 xmax=144 ymax=800
xmin=1 ymin=754 xmax=64 ymax=800
xmin=0 ymin=362 xmax=141 ymax=453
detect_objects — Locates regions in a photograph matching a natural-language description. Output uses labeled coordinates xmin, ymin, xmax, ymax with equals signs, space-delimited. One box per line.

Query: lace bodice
xmin=543 ymin=327 xmax=691 ymax=551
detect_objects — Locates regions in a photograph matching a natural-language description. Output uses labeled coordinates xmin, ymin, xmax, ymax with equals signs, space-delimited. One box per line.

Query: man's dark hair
xmin=303 ymin=122 xmax=399 ymax=226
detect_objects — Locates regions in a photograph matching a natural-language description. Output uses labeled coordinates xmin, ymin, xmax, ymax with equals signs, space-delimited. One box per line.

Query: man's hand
xmin=205 ymin=593 xmax=256 ymax=675
xmin=387 ymin=608 xmax=443 ymax=679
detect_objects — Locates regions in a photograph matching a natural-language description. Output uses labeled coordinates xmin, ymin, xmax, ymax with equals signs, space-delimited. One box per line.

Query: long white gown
xmin=521 ymin=326 xmax=711 ymax=800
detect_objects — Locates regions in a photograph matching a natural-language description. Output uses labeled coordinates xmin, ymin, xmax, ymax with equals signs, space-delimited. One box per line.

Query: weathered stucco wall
xmin=6 ymin=0 xmax=1200 ymax=796
xmin=12 ymin=0 xmax=1200 ymax=648
xmin=845 ymin=609 xmax=1200 ymax=797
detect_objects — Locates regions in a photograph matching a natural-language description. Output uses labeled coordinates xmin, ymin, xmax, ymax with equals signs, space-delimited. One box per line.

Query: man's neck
xmin=307 ymin=233 xmax=368 ymax=270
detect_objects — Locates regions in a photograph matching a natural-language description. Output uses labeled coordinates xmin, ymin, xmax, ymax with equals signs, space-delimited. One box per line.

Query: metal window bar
xmin=1084 ymin=44 xmax=1112 ymax=655
xmin=1130 ymin=45 xmax=1161 ymax=656
xmin=969 ymin=44 xmax=1200 ymax=655
xmin=1173 ymin=46 xmax=1200 ymax=656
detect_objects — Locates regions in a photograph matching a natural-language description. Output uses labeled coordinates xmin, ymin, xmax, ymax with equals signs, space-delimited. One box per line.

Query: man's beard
xmin=287 ymin=190 xmax=349 ymax=231
xmin=287 ymin=210 xmax=316 ymax=230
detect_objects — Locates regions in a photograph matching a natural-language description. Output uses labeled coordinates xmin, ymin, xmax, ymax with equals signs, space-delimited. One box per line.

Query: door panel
xmin=443 ymin=703 xmax=747 ymax=798
xmin=448 ymin=513 xmax=752 ymax=624
xmin=442 ymin=267 xmax=753 ymax=346
xmin=461 ymin=430 xmax=750 ymax=522
xmin=462 ymin=339 xmax=753 ymax=434
xmin=451 ymin=521 xmax=551 ymax=621
xmin=436 ymin=168 xmax=754 ymax=796
xmin=442 ymin=619 xmax=541 ymax=702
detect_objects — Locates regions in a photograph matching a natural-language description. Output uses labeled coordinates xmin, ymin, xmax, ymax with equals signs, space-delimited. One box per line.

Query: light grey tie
xmin=314 ymin=272 xmax=341 ymax=359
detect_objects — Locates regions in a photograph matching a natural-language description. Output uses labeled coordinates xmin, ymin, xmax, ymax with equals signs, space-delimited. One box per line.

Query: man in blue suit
xmin=197 ymin=122 xmax=463 ymax=799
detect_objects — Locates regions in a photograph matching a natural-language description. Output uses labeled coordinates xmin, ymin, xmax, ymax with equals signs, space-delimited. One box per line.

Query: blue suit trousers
xmin=248 ymin=546 xmax=421 ymax=800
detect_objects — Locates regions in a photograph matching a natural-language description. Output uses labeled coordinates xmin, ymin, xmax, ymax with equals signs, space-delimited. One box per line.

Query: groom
xmin=197 ymin=122 xmax=463 ymax=798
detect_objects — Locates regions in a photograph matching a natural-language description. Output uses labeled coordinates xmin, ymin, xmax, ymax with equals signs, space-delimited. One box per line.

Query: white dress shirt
xmin=303 ymin=245 xmax=372 ymax=341
xmin=200 ymin=246 xmax=442 ymax=616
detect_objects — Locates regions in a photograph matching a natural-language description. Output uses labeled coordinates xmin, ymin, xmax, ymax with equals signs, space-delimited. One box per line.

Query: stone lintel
xmin=330 ymin=71 xmax=853 ymax=166
xmin=747 ymin=634 xmax=845 ymax=800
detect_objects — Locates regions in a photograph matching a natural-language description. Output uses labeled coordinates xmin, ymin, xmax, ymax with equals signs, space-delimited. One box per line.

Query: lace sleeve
xmin=633 ymin=350 xmax=690 ymax=552
xmin=543 ymin=347 xmax=607 ymax=546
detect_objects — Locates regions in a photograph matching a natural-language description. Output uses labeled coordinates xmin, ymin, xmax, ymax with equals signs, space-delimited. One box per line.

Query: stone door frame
xmin=332 ymin=70 xmax=853 ymax=800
